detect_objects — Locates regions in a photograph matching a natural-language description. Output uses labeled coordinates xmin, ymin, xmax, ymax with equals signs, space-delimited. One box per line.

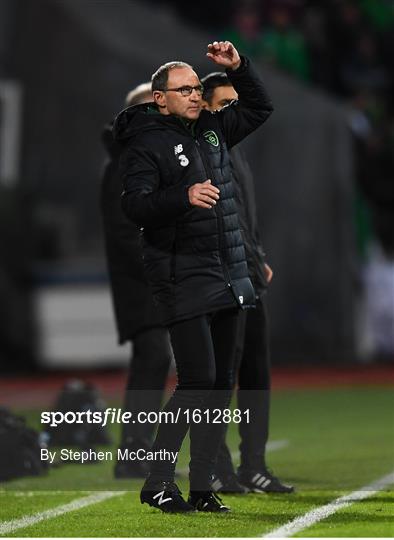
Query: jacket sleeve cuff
xmin=226 ymin=55 xmax=249 ymax=76
xmin=165 ymin=183 xmax=192 ymax=215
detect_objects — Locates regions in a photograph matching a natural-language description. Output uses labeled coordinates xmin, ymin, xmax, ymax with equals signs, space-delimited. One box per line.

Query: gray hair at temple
xmin=125 ymin=82 xmax=152 ymax=107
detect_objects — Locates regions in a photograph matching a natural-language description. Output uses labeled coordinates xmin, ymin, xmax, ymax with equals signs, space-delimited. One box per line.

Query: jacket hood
xmin=112 ymin=102 xmax=166 ymax=142
xmin=112 ymin=102 xmax=201 ymax=142
xmin=101 ymin=122 xmax=123 ymax=158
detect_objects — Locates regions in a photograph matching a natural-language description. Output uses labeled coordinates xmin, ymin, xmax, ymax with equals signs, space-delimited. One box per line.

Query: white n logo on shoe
xmin=152 ymin=490 xmax=172 ymax=506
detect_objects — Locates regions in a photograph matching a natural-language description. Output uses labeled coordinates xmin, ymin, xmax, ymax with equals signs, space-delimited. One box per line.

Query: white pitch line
xmin=178 ymin=438 xmax=289 ymax=475
xmin=230 ymin=438 xmax=289 ymax=460
xmin=0 ymin=490 xmax=126 ymax=536
xmin=0 ymin=490 xmax=93 ymax=497
xmin=263 ymin=470 xmax=394 ymax=538
xmin=266 ymin=439 xmax=289 ymax=452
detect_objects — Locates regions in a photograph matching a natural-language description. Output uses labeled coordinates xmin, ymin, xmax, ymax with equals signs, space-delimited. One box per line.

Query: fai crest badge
xmin=203 ymin=130 xmax=219 ymax=147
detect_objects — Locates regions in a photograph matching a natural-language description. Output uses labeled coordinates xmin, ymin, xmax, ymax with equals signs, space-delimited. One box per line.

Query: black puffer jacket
xmin=230 ymin=145 xmax=268 ymax=298
xmin=113 ymin=57 xmax=273 ymax=325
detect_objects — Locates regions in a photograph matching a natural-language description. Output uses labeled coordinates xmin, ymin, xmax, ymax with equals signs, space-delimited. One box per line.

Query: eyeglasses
xmin=161 ymin=85 xmax=204 ymax=97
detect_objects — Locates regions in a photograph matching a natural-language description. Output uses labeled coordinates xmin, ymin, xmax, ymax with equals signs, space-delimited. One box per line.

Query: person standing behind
xmin=101 ymin=83 xmax=173 ymax=479
xmin=201 ymin=72 xmax=294 ymax=494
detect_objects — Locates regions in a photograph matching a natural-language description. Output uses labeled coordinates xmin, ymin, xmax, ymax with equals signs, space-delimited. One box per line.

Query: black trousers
xmin=215 ymin=296 xmax=271 ymax=475
xmin=120 ymin=327 xmax=172 ymax=447
xmin=149 ymin=307 xmax=239 ymax=491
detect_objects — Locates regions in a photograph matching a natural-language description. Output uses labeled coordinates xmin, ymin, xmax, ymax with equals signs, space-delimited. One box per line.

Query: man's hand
xmin=188 ymin=179 xmax=220 ymax=209
xmin=207 ymin=41 xmax=241 ymax=71
xmin=264 ymin=263 xmax=273 ymax=283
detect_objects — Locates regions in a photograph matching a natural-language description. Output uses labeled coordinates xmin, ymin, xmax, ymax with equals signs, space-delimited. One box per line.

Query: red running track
xmin=1 ymin=364 xmax=393 ymax=409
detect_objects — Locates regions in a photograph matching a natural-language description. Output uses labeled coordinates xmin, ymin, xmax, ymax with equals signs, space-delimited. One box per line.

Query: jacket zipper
xmin=194 ymin=139 xmax=232 ymax=290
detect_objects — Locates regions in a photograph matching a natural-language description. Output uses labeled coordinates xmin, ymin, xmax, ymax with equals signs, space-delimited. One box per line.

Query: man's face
xmin=203 ymin=85 xmax=238 ymax=111
xmin=155 ymin=67 xmax=203 ymax=120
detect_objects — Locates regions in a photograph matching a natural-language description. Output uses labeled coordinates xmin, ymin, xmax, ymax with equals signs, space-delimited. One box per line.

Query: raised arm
xmin=206 ymin=41 xmax=273 ymax=148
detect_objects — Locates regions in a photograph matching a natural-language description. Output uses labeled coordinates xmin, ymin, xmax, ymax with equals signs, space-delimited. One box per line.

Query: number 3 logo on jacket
xmin=178 ymin=154 xmax=189 ymax=167
xmin=174 ymin=143 xmax=189 ymax=167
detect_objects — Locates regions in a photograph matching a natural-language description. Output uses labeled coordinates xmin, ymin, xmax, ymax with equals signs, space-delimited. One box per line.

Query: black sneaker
xmin=188 ymin=490 xmax=230 ymax=512
xmin=140 ymin=480 xmax=195 ymax=513
xmin=211 ymin=473 xmax=247 ymax=494
xmin=238 ymin=469 xmax=294 ymax=494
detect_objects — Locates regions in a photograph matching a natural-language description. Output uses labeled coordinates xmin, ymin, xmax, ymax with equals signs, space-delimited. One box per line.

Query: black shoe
xmin=188 ymin=490 xmax=230 ymax=512
xmin=140 ymin=480 xmax=195 ymax=513
xmin=238 ymin=469 xmax=294 ymax=494
xmin=211 ymin=473 xmax=247 ymax=494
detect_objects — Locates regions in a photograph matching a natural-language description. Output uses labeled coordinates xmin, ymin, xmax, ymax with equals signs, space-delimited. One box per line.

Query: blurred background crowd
xmin=0 ymin=0 xmax=393 ymax=373
xmin=169 ymin=0 xmax=394 ymax=259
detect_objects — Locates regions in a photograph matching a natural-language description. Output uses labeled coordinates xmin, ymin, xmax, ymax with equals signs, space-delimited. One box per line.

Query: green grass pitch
xmin=0 ymin=387 xmax=393 ymax=537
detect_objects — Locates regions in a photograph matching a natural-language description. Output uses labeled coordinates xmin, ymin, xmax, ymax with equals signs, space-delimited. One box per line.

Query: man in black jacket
xmin=113 ymin=41 xmax=273 ymax=513
xmin=101 ymin=83 xmax=173 ymax=479
xmin=201 ymin=72 xmax=294 ymax=495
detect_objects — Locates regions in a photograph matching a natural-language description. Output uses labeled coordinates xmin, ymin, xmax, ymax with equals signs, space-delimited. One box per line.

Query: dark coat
xmin=230 ymin=145 xmax=268 ymax=298
xmin=100 ymin=127 xmax=161 ymax=343
xmin=113 ymin=57 xmax=273 ymax=325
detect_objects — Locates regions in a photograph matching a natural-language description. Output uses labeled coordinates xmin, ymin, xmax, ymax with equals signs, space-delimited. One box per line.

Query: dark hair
xmin=151 ymin=61 xmax=193 ymax=92
xmin=201 ymin=72 xmax=233 ymax=105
